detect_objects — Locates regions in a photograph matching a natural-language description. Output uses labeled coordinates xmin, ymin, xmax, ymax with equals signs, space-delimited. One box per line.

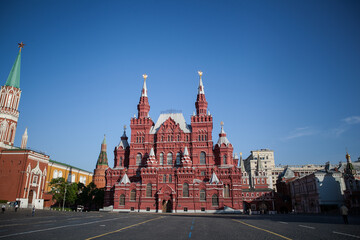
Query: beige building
xmin=244 ymin=149 xmax=324 ymax=191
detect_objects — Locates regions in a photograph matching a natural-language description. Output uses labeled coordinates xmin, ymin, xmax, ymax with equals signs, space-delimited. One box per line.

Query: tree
xmin=49 ymin=178 xmax=78 ymax=208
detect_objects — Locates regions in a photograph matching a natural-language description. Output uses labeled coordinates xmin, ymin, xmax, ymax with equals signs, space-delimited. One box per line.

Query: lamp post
xmin=62 ymin=183 xmax=67 ymax=211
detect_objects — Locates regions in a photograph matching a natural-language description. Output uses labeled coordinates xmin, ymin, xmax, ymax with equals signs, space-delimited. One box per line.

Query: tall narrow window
xmin=119 ymin=194 xmax=125 ymax=206
xmin=176 ymin=152 xmax=181 ymax=165
xmin=186 ymin=135 xmax=189 ymax=141
xmin=167 ymin=153 xmax=173 ymax=165
xmin=169 ymin=175 xmax=172 ymax=183
xmin=58 ymin=171 xmax=63 ymax=178
xmin=136 ymin=153 xmax=142 ymax=165
xmin=177 ymin=135 xmax=180 ymax=141
xmin=204 ymin=135 xmax=207 ymax=141
xmin=200 ymin=189 xmax=206 ymax=201
xmin=130 ymin=190 xmax=136 ymax=201
xmin=119 ymin=157 xmax=123 ymax=166
xmin=212 ymin=194 xmax=219 ymax=206
xmin=146 ymin=183 xmax=152 ymax=197
xmin=223 ymin=155 xmax=227 ymax=164
xmin=198 ymin=135 xmax=201 ymax=141
xmin=224 ymin=185 xmax=230 ymax=198
xmin=200 ymin=152 xmax=206 ymax=165
xmin=183 ymin=183 xmax=189 ymax=197
xmin=53 ymin=170 xmax=58 ymax=179
xmin=160 ymin=153 xmax=164 ymax=165
xmin=163 ymin=174 xmax=166 ymax=183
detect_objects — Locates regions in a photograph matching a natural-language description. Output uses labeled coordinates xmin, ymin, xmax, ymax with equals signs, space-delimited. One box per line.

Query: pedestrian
xmin=340 ymin=204 xmax=349 ymax=224
xmin=15 ymin=204 xmax=18 ymax=212
xmin=1 ymin=204 xmax=5 ymax=213
xmin=32 ymin=206 xmax=35 ymax=217
xmin=248 ymin=209 xmax=252 ymax=215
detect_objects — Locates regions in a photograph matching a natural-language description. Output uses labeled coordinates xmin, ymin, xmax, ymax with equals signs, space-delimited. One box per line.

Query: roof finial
xmin=18 ymin=42 xmax=25 ymax=52
xmin=141 ymin=74 xmax=148 ymax=97
xmin=197 ymin=71 xmax=205 ymax=94
xmin=124 ymin=125 xmax=127 ymax=131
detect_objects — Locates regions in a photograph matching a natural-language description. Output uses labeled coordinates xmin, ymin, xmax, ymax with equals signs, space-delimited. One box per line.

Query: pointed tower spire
xmin=0 ymin=43 xmax=24 ymax=146
xmin=195 ymin=71 xmax=208 ymax=116
xmin=97 ymin=135 xmax=108 ymax=166
xmin=5 ymin=42 xmax=24 ymax=89
xmin=198 ymin=71 xmax=205 ymax=94
xmin=20 ymin=127 xmax=28 ymax=149
xmin=137 ymin=74 xmax=150 ymax=118
xmin=216 ymin=121 xmax=230 ymax=146
xmin=120 ymin=172 xmax=131 ymax=184
xmin=141 ymin=74 xmax=148 ymax=97
xmin=119 ymin=125 xmax=129 ymax=149
xmin=240 ymin=153 xmax=246 ymax=172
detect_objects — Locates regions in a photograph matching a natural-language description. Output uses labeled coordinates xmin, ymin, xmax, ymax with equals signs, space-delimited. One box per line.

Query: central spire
xmin=137 ymin=74 xmax=150 ymax=118
xmin=198 ymin=71 xmax=205 ymax=94
xmin=141 ymin=74 xmax=148 ymax=97
xmin=195 ymin=70 xmax=208 ymax=116
xmin=5 ymin=42 xmax=24 ymax=89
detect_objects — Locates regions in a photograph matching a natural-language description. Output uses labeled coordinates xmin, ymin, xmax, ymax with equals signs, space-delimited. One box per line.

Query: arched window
xmin=177 ymin=135 xmax=180 ymax=141
xmin=169 ymin=174 xmax=172 ymax=183
xmin=200 ymin=189 xmax=206 ymax=201
xmin=183 ymin=183 xmax=189 ymax=197
xmin=163 ymin=174 xmax=166 ymax=183
xmin=161 ymin=135 xmax=164 ymax=142
xmin=83 ymin=177 xmax=86 ymax=184
xmin=160 ymin=153 xmax=164 ymax=165
xmin=58 ymin=171 xmax=63 ymax=178
xmin=119 ymin=194 xmax=125 ymax=206
xmin=53 ymin=170 xmax=58 ymax=179
xmin=204 ymin=135 xmax=207 ymax=141
xmin=71 ymin=174 xmax=75 ymax=182
xmin=136 ymin=153 xmax=142 ymax=165
xmin=130 ymin=189 xmax=136 ymax=201
xmin=224 ymin=185 xmax=230 ymax=198
xmin=200 ymin=152 xmax=206 ymax=165
xmin=223 ymin=155 xmax=227 ymax=164
xmin=186 ymin=135 xmax=189 ymax=141
xmin=146 ymin=183 xmax=152 ymax=197
xmin=198 ymin=135 xmax=201 ymax=141
xmin=201 ymin=135 xmax=204 ymax=141
xmin=119 ymin=157 xmax=123 ymax=166
xmin=176 ymin=152 xmax=181 ymax=165
xmin=167 ymin=153 xmax=173 ymax=165
xmin=212 ymin=194 xmax=219 ymax=206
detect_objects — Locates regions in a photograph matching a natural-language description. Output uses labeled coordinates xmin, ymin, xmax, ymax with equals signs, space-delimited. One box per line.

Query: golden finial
xmin=198 ymin=71 xmax=203 ymax=78
xmin=240 ymin=152 xmax=242 ymax=156
xmin=18 ymin=42 xmax=25 ymax=52
xmin=143 ymin=74 xmax=148 ymax=80
xmin=124 ymin=125 xmax=127 ymax=131
xmin=220 ymin=121 xmax=224 ymax=126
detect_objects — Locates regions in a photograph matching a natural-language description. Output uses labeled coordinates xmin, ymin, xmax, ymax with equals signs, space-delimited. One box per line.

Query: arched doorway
xmin=28 ymin=190 xmax=36 ymax=207
xmin=162 ymin=200 xmax=172 ymax=213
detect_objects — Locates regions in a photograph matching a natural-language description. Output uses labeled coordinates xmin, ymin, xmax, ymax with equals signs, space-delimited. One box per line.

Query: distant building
xmin=339 ymin=153 xmax=360 ymax=212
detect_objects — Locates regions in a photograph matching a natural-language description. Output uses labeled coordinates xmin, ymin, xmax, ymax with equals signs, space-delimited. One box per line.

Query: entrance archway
xmin=28 ymin=190 xmax=36 ymax=207
xmin=162 ymin=200 xmax=172 ymax=213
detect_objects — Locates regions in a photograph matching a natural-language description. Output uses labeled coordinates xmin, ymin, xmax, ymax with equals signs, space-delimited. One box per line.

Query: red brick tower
xmin=93 ymin=135 xmax=108 ymax=188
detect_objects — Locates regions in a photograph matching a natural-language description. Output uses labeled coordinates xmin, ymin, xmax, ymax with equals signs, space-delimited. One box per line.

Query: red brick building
xmin=0 ymin=44 xmax=50 ymax=209
xmin=101 ymin=72 xmax=274 ymax=213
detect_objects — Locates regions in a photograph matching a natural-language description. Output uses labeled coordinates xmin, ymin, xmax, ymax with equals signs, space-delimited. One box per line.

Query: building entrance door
xmin=28 ymin=190 xmax=36 ymax=207
xmin=162 ymin=200 xmax=172 ymax=213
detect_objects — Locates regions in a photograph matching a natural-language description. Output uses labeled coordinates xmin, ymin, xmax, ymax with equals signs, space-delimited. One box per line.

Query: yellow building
xmin=45 ymin=159 xmax=93 ymax=192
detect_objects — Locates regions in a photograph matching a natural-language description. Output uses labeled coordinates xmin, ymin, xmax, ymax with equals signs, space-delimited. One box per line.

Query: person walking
xmin=1 ymin=205 xmax=5 ymax=214
xmin=32 ymin=206 xmax=35 ymax=217
xmin=340 ymin=204 xmax=349 ymax=224
xmin=15 ymin=204 xmax=18 ymax=212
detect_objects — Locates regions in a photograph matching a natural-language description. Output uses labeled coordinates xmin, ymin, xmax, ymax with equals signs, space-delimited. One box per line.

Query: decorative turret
xmin=119 ymin=172 xmax=131 ymax=184
xmin=195 ymin=71 xmax=208 ymax=116
xmin=209 ymin=171 xmax=221 ymax=184
xmin=20 ymin=128 xmax=28 ymax=149
xmin=239 ymin=153 xmax=246 ymax=172
xmin=118 ymin=125 xmax=129 ymax=149
xmin=146 ymin=147 xmax=157 ymax=166
xmin=137 ymin=74 xmax=150 ymax=118
xmin=0 ymin=43 xmax=24 ymax=146
xmin=345 ymin=151 xmax=356 ymax=175
xmin=216 ymin=121 xmax=230 ymax=147
xmin=181 ymin=146 xmax=192 ymax=167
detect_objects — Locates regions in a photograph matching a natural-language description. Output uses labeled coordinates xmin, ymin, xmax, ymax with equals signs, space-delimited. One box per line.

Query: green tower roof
xmin=5 ymin=49 xmax=21 ymax=89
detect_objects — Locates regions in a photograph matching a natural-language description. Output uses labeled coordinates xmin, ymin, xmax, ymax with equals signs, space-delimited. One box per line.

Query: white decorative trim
xmin=0 ymin=113 xmax=19 ymax=122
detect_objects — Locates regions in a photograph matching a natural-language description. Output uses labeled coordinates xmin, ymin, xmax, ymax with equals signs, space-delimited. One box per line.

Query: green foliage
xmin=0 ymin=200 xmax=8 ymax=203
xmin=49 ymin=178 xmax=78 ymax=208
xmin=49 ymin=179 xmax=104 ymax=210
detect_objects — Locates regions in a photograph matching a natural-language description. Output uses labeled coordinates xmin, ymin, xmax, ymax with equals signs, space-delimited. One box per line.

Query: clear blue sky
xmin=1 ymin=0 xmax=359 ymax=172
